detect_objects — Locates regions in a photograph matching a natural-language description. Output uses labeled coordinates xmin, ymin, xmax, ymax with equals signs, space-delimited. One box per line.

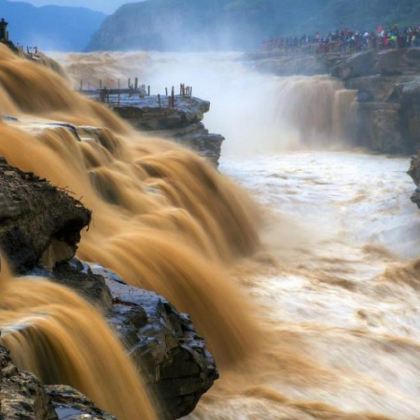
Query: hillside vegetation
xmin=87 ymin=0 xmax=420 ymax=51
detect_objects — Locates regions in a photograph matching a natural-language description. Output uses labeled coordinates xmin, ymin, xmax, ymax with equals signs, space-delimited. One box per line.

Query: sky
xmin=8 ymin=0 xmax=138 ymax=14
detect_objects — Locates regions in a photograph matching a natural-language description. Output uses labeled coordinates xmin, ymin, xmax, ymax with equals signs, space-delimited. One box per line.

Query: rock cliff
xmin=93 ymin=94 xmax=224 ymax=166
xmin=250 ymin=48 xmax=420 ymax=154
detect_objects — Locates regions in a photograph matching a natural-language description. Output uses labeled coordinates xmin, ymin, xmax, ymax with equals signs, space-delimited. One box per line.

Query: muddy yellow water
xmin=0 ymin=46 xmax=419 ymax=419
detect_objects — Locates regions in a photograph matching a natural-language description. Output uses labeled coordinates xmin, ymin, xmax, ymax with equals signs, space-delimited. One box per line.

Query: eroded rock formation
xmin=0 ymin=157 xmax=90 ymax=273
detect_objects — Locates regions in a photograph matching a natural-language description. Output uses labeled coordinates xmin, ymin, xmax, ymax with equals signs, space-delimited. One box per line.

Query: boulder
xmin=0 ymin=157 xmax=91 ymax=273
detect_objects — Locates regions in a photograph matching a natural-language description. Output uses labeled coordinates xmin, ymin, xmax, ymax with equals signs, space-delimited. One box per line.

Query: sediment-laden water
xmin=0 ymin=47 xmax=419 ymax=418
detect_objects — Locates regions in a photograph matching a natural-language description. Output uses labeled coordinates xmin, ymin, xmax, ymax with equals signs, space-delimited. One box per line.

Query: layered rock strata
xmin=90 ymin=94 xmax=224 ymax=166
xmin=249 ymin=48 xmax=420 ymax=154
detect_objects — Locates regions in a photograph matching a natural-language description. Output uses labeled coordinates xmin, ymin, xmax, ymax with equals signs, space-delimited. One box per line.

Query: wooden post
xmin=171 ymin=86 xmax=175 ymax=108
xmin=99 ymin=79 xmax=102 ymax=90
xmin=135 ymin=77 xmax=138 ymax=91
xmin=165 ymin=87 xmax=168 ymax=97
xmin=157 ymin=94 xmax=161 ymax=107
xmin=147 ymin=85 xmax=150 ymax=96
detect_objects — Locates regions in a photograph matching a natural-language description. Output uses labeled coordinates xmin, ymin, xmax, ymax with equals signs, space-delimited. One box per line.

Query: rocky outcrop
xmin=0 ymin=157 xmax=91 ymax=273
xmin=33 ymin=259 xmax=218 ymax=419
xmin=409 ymin=152 xmax=420 ymax=208
xmin=326 ymin=48 xmax=420 ymax=153
xmin=0 ymin=159 xmax=218 ymax=418
xmin=0 ymin=345 xmax=113 ymax=419
xmin=250 ymin=48 xmax=420 ymax=154
xmin=99 ymin=94 xmax=224 ymax=166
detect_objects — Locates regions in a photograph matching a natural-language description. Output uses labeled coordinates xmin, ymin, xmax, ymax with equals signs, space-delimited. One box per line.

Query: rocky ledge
xmin=0 ymin=159 xmax=218 ymax=418
xmin=89 ymin=93 xmax=224 ymax=166
xmin=248 ymin=48 xmax=420 ymax=155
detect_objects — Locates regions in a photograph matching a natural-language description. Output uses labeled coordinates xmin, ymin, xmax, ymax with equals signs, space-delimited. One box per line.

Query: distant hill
xmin=1 ymin=0 xmax=106 ymax=51
xmin=87 ymin=0 xmax=420 ymax=51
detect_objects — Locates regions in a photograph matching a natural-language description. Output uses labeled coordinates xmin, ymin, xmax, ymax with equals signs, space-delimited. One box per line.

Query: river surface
xmin=56 ymin=51 xmax=420 ymax=418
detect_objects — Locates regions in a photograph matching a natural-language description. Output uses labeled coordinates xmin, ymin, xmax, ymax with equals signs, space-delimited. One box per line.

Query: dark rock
xmin=0 ymin=158 xmax=91 ymax=273
xmin=46 ymin=385 xmax=115 ymax=420
xmin=29 ymin=259 xmax=219 ymax=419
xmin=152 ymin=122 xmax=224 ymax=166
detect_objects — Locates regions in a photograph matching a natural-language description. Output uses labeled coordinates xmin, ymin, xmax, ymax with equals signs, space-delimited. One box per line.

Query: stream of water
xmin=5 ymin=49 xmax=420 ymax=418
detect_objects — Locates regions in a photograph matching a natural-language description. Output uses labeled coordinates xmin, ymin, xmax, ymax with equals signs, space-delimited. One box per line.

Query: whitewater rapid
xmin=54 ymin=51 xmax=420 ymax=418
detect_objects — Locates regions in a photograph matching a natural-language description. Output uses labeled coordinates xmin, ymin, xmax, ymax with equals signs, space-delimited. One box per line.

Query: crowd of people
xmin=262 ymin=25 xmax=420 ymax=54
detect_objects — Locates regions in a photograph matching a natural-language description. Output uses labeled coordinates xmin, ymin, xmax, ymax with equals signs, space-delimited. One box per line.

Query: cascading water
xmin=56 ymin=51 xmax=420 ymax=419
xmin=0 ymin=260 xmax=156 ymax=420
xmin=0 ymin=45 xmax=419 ymax=419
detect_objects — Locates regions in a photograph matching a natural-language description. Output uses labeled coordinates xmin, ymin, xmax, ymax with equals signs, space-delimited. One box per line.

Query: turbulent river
xmin=3 ymin=49 xmax=420 ymax=418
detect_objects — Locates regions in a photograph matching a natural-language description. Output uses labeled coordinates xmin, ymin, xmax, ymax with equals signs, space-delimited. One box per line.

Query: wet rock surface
xmin=32 ymin=260 xmax=218 ymax=419
xmin=0 ymin=157 xmax=91 ymax=273
xmin=46 ymin=385 xmax=115 ymax=420
xmin=93 ymin=264 xmax=218 ymax=419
